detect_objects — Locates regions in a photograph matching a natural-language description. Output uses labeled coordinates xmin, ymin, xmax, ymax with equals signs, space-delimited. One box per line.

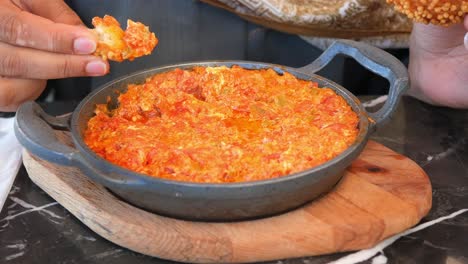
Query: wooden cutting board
xmin=23 ymin=138 xmax=432 ymax=263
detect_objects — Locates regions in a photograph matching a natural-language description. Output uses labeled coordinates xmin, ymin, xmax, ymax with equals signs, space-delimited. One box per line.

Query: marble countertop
xmin=1 ymin=96 xmax=467 ymax=264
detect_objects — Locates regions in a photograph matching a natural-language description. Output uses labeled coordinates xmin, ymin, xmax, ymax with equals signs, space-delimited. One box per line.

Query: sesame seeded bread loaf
xmin=387 ymin=0 xmax=467 ymax=26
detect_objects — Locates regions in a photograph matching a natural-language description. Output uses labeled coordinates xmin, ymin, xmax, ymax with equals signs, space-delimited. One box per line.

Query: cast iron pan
xmin=14 ymin=40 xmax=408 ymax=221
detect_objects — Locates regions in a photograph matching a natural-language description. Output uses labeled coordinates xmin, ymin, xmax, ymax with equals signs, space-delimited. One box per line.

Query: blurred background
xmin=40 ymin=0 xmax=411 ymax=107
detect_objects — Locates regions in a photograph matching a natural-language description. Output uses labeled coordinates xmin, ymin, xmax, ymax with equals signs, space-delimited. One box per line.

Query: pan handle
xmin=298 ymin=39 xmax=409 ymax=130
xmin=14 ymin=101 xmax=77 ymax=166
xmin=14 ymin=101 xmax=145 ymax=187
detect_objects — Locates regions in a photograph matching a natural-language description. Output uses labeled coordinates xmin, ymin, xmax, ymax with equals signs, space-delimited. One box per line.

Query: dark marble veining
xmin=1 ymin=96 xmax=467 ymax=264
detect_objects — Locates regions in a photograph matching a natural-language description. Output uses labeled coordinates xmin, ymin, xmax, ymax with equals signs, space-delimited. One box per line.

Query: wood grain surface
xmin=23 ymin=138 xmax=432 ymax=263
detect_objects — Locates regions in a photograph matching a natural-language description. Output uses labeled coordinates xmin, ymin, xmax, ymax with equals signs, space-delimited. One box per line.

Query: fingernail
xmin=74 ymin=37 xmax=96 ymax=54
xmin=86 ymin=61 xmax=107 ymax=76
xmin=465 ymin=32 xmax=468 ymax=50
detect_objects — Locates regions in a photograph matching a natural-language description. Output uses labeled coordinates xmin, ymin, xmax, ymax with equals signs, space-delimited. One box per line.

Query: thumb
xmin=0 ymin=78 xmax=46 ymax=112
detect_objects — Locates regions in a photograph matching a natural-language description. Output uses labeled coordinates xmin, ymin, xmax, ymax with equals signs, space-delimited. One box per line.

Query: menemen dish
xmin=84 ymin=66 xmax=359 ymax=183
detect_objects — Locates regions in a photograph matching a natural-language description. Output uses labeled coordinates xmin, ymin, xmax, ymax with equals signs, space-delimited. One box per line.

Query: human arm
xmin=407 ymin=16 xmax=468 ymax=108
xmin=0 ymin=0 xmax=109 ymax=111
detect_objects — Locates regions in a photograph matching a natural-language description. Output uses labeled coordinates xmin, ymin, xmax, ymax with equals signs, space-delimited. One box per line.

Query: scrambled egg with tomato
xmin=92 ymin=15 xmax=158 ymax=62
xmin=84 ymin=66 xmax=359 ymax=183
xmin=387 ymin=0 xmax=467 ymax=26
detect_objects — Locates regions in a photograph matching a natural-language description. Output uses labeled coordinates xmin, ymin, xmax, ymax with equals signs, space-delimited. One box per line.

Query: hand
xmin=0 ymin=0 xmax=109 ymax=111
xmin=407 ymin=16 xmax=468 ymax=108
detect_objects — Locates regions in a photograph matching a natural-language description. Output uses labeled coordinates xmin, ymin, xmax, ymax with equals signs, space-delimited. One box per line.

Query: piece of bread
xmin=92 ymin=15 xmax=158 ymax=62
xmin=386 ymin=0 xmax=467 ymax=26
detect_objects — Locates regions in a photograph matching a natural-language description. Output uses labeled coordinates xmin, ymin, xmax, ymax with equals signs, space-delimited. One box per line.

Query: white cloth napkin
xmin=0 ymin=117 xmax=23 ymax=212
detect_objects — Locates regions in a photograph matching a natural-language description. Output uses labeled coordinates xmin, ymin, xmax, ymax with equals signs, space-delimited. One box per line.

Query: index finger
xmin=0 ymin=8 xmax=97 ymax=55
xmin=22 ymin=0 xmax=84 ymax=26
xmin=465 ymin=14 xmax=468 ymax=31
xmin=465 ymin=15 xmax=468 ymax=50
